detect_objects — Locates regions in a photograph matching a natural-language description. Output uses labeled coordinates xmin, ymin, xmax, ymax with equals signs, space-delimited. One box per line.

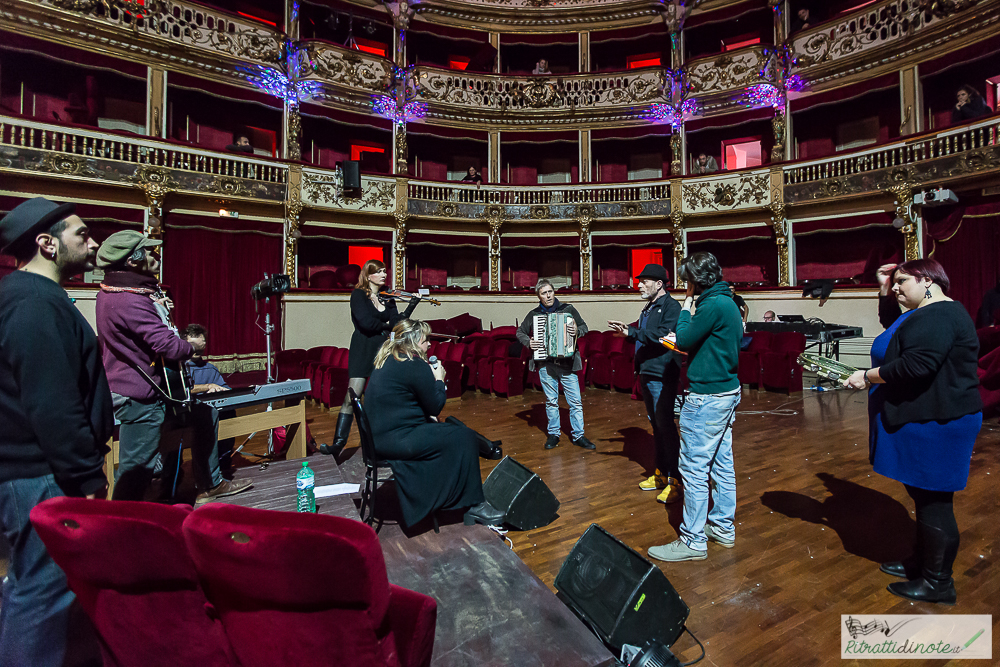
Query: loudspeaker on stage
xmin=482 ymin=456 xmax=559 ymax=530
xmin=555 ymin=524 xmax=689 ymax=652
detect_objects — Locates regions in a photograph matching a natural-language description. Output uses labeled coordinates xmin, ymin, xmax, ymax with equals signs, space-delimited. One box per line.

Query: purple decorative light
xmin=643 ymin=99 xmax=697 ymax=127
xmin=372 ymin=94 xmax=427 ymax=125
xmin=741 ymin=83 xmax=783 ymax=109
xmin=785 ymin=74 xmax=805 ymax=92
xmin=238 ymin=64 xmax=324 ymax=102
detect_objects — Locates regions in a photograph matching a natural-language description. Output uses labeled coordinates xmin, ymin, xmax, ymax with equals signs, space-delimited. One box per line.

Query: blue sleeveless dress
xmin=868 ymin=310 xmax=982 ymax=492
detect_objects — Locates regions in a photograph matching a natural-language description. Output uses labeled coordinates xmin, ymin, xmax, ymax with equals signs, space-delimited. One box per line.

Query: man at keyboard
xmin=183 ymin=324 xmax=234 ymax=472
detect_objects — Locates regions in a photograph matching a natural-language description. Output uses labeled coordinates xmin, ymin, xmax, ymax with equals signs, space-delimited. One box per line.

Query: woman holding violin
xmin=320 ymin=259 xmax=422 ymax=457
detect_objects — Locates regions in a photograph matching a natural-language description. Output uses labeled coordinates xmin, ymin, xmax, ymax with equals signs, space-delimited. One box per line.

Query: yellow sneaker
xmin=639 ymin=470 xmax=668 ymax=491
xmin=657 ymin=478 xmax=683 ymax=504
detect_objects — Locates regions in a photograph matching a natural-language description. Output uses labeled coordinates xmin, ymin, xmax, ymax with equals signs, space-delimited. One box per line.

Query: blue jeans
xmin=640 ymin=365 xmax=681 ymax=478
xmin=677 ymin=389 xmax=741 ymax=550
xmin=0 ymin=475 xmax=75 ymax=667
xmin=538 ymin=363 xmax=585 ymax=440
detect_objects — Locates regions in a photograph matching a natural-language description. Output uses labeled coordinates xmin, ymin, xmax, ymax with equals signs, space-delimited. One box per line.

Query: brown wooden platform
xmin=206 ymin=455 xmax=616 ymax=666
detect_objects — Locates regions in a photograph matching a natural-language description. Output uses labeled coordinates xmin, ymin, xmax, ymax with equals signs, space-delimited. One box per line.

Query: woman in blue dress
xmin=844 ymin=259 xmax=982 ymax=605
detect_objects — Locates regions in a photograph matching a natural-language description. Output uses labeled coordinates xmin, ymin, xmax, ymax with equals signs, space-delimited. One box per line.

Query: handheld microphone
xmin=429 ymin=355 xmax=441 ymax=369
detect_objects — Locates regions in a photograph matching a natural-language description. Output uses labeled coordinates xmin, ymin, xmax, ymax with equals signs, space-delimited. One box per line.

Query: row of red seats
xmin=739 ymin=331 xmax=808 ymax=394
xmin=273 ymin=328 xmax=810 ymax=405
xmin=31 ymin=497 xmax=436 ymax=667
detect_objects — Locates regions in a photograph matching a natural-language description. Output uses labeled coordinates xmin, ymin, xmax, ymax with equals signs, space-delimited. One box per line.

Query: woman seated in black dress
xmin=365 ymin=319 xmax=505 ymax=528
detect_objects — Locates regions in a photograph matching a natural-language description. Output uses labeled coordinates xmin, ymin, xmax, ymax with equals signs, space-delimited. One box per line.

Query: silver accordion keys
xmin=533 ymin=312 xmax=576 ymax=360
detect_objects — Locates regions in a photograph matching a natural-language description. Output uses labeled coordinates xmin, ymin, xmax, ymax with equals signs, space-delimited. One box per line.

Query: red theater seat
xmin=978 ymin=345 xmax=1000 ymax=417
xmin=461 ymin=333 xmax=493 ymax=389
xmin=760 ymin=332 xmax=807 ymax=394
xmin=318 ymin=348 xmax=350 ymax=407
xmin=182 ymin=505 xmax=437 ymax=667
xmin=275 ymin=348 xmax=308 ymax=382
xmin=977 ymin=326 xmax=1000 ymax=359
xmin=30 ymin=498 xmax=233 ymax=667
xmin=477 ymin=339 xmax=511 ymax=393
xmin=588 ymin=333 xmax=626 ymax=387
xmin=492 ymin=346 xmax=529 ymax=397
xmin=305 ymin=346 xmax=339 ymax=402
xmin=738 ymin=331 xmax=772 ymax=388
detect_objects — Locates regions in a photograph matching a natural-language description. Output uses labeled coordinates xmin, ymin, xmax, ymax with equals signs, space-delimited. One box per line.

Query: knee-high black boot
xmin=887 ymin=524 xmax=958 ymax=605
xmin=320 ymin=412 xmax=353 ymax=458
xmin=445 ymin=416 xmax=503 ymax=460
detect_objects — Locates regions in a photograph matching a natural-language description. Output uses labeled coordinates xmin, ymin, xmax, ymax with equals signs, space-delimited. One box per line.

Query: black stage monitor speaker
xmin=555 ymin=524 xmax=690 ymax=652
xmin=482 ymin=456 xmax=559 ymax=530
xmin=343 ymin=160 xmax=361 ymax=191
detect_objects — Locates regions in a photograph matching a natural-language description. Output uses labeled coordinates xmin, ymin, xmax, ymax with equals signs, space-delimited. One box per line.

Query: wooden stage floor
xmin=301 ymin=381 xmax=1000 ymax=667
xmin=2 ymin=380 xmax=996 ymax=665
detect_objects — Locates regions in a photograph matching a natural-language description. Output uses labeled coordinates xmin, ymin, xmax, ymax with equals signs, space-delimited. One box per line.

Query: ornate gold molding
xmin=284 ymin=165 xmax=303 ymax=285
xmin=483 ymin=204 xmax=507 ymax=291
xmin=884 ymin=177 xmax=921 ymax=261
xmin=577 ymin=204 xmax=594 ymax=291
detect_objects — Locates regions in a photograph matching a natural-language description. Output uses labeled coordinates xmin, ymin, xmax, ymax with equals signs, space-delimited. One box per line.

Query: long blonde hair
xmin=373 ymin=319 xmax=431 ymax=369
xmin=356 ymin=259 xmax=386 ymax=295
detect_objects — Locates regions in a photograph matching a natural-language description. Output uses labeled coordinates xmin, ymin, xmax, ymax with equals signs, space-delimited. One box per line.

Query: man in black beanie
xmin=0 ymin=197 xmax=112 ymax=666
xmin=608 ymin=263 xmax=683 ymax=504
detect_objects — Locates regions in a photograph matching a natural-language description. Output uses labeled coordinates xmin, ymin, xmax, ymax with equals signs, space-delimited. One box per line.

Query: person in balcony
xmin=790 ymin=5 xmax=823 ymax=33
xmin=692 ymin=153 xmax=719 ymax=174
xmin=461 ymin=167 xmax=483 ymax=184
xmin=532 ymin=59 xmax=552 ymax=75
xmin=952 ymin=85 xmax=992 ymax=124
xmin=225 ymin=130 xmax=255 ymax=155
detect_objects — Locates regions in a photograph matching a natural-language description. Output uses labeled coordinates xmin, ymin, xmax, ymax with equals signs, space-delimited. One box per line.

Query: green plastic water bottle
xmin=296 ymin=462 xmax=316 ymax=513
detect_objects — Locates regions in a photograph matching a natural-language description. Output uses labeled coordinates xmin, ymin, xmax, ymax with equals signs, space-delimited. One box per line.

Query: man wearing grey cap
xmin=0 ymin=197 xmax=111 ymax=666
xmin=608 ymin=263 xmax=683 ymax=505
xmin=95 ymin=230 xmax=252 ymax=504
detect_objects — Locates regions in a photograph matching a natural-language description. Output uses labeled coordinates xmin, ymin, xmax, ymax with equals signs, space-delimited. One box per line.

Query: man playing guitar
xmin=95 ymin=231 xmax=252 ymax=504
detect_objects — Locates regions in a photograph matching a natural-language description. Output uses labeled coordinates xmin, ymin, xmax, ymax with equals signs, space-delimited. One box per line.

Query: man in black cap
xmin=0 ymin=197 xmax=112 ymax=666
xmin=608 ymin=264 xmax=683 ymax=504
xmin=95 ymin=230 xmax=251 ymax=504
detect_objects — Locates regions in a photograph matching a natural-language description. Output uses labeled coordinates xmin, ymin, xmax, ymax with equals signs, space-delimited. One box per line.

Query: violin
xmin=379 ymin=289 xmax=442 ymax=306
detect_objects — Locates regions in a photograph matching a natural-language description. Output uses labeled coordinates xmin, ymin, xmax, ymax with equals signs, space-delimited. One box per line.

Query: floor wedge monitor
xmin=482 ymin=456 xmax=559 ymax=530
xmin=555 ymin=524 xmax=690 ymax=652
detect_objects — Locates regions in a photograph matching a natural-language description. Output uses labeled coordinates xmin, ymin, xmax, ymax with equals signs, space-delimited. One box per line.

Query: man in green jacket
xmin=648 ymin=252 xmax=743 ymax=562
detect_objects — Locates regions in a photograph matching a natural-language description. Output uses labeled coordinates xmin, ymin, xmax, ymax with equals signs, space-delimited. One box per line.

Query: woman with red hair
xmin=843 ymin=259 xmax=982 ymax=605
xmin=320 ymin=259 xmax=421 ymax=458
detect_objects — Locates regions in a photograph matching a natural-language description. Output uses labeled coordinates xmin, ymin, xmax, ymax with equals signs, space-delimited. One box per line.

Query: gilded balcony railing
xmin=790 ymin=0 xmax=944 ymax=75
xmin=296 ymin=42 xmax=395 ymax=96
xmin=409 ymin=66 xmax=667 ymax=112
xmin=37 ymin=0 xmax=283 ymax=65
xmin=407 ymin=180 xmax=670 ymax=206
xmin=783 ymin=116 xmax=1000 ymax=186
xmin=0 ymin=115 xmax=287 ymax=199
xmin=684 ymin=45 xmax=781 ymax=100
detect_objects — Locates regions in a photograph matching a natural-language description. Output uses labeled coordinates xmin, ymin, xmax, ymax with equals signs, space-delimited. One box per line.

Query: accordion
xmin=533 ymin=312 xmax=576 ymax=360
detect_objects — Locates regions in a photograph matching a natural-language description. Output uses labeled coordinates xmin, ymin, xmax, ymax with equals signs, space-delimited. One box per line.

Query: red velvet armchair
xmin=738 ymin=331 xmax=772 ymax=388
xmin=760 ymin=332 xmax=808 ymax=394
xmin=30 ymin=497 xmax=234 ymax=667
xmin=461 ymin=333 xmax=493 ymax=389
xmin=303 ymin=346 xmax=339 ymax=402
xmin=318 ymin=347 xmax=350 ymax=407
xmin=274 ymin=348 xmax=308 ymax=382
xmin=182 ymin=504 xmax=437 ymax=667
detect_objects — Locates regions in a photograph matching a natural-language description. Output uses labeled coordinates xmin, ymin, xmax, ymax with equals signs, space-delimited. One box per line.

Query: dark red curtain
xmin=161 ymin=216 xmax=284 ymax=380
xmin=925 ymin=201 xmax=1000 ymax=319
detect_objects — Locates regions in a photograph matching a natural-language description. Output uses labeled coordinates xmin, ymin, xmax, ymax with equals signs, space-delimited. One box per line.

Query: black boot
xmin=887 ymin=525 xmax=958 ymax=605
xmin=463 ymin=501 xmax=506 ymax=526
xmin=445 ymin=416 xmax=503 ymax=460
xmin=319 ymin=412 xmax=353 ymax=458
xmin=880 ymin=559 xmax=920 ymax=579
